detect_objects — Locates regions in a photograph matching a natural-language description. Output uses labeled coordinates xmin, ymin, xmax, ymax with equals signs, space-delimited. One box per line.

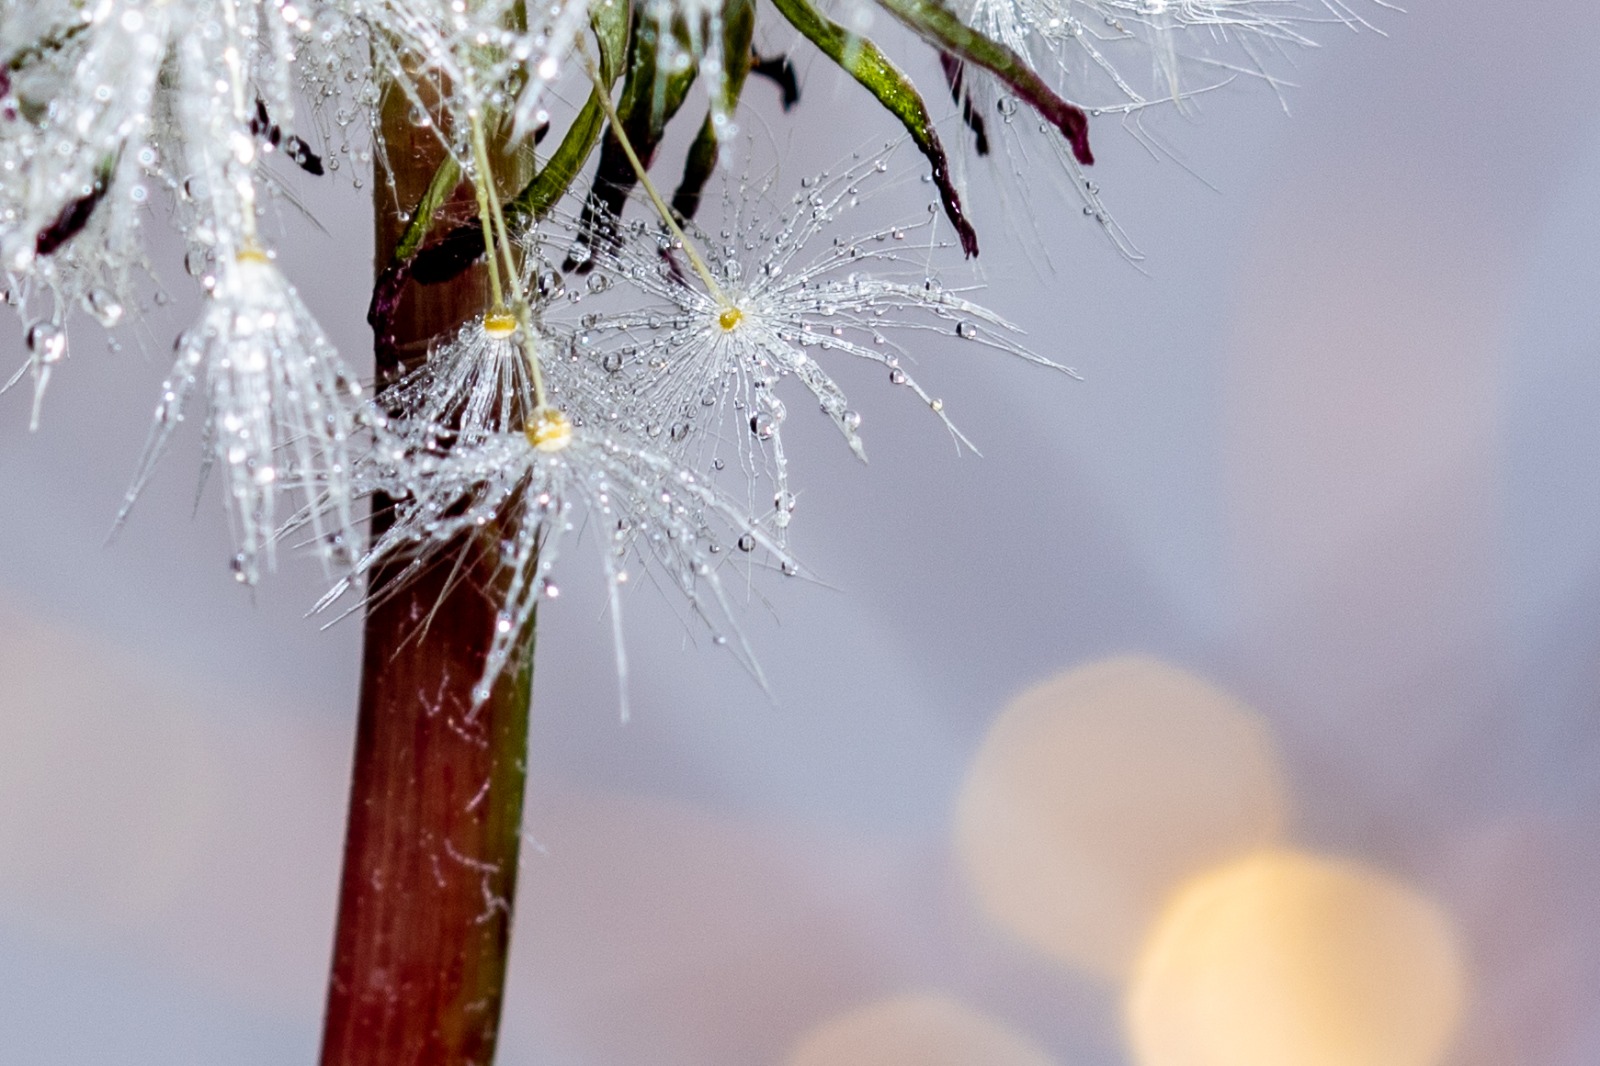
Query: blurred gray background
xmin=3 ymin=0 xmax=1599 ymax=1062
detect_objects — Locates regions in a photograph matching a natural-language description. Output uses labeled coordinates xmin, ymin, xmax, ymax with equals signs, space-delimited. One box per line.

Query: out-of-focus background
xmin=4 ymin=1 xmax=1599 ymax=1063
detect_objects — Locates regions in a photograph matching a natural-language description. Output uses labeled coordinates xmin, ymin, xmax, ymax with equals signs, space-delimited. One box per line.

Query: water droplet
xmin=85 ymin=288 xmax=123 ymax=327
xmin=749 ymin=396 xmax=786 ymax=440
xmin=956 ymin=320 xmax=977 ymax=339
xmin=26 ymin=321 xmax=66 ymax=363
xmin=737 ymin=532 xmax=756 ymax=552
xmin=601 ymin=350 xmax=624 ymax=373
xmin=889 ymin=367 xmax=907 ymax=385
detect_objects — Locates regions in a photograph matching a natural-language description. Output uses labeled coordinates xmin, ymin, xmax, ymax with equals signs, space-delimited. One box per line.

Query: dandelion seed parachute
xmin=1 ymin=0 xmax=329 ymax=426
xmin=0 ymin=0 xmax=174 ymax=276
xmin=554 ymin=146 xmax=1077 ymax=542
xmin=122 ymin=251 xmax=367 ymax=585
xmin=0 ymin=0 xmax=175 ymax=414
xmin=340 ymin=144 xmax=1070 ymax=705
xmin=375 ymin=310 xmax=542 ymax=449
xmin=941 ymin=0 xmax=1371 ymax=256
xmin=0 ymin=0 xmax=1357 ymax=696
xmin=323 ymin=412 xmax=795 ymax=714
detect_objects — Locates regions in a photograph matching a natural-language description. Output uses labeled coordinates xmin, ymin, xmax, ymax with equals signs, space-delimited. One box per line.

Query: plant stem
xmin=319 ymin=71 xmax=533 ymax=1066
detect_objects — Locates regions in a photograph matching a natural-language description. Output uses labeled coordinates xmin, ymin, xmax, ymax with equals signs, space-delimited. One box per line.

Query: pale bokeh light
xmin=953 ymin=656 xmax=1289 ymax=977
xmin=0 ymin=603 xmax=222 ymax=936
xmin=1126 ymin=849 xmax=1466 ymax=1066
xmin=783 ymin=994 xmax=1055 ymax=1066
xmin=0 ymin=598 xmax=349 ymax=1015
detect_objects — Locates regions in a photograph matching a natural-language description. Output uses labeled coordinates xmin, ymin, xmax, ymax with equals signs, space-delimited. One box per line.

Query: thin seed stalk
xmin=319 ymin=68 xmax=534 ymax=1066
xmin=580 ymin=51 xmax=728 ymax=305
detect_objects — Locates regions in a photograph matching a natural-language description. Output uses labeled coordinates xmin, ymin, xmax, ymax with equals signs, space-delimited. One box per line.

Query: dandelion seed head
xmin=117 ymin=251 xmax=364 ymax=581
xmin=543 ymin=144 xmax=1072 ymax=524
xmin=482 ymin=309 xmax=518 ymax=338
xmin=0 ymin=0 xmax=1329 ymax=702
xmin=526 ymin=407 xmax=572 ymax=452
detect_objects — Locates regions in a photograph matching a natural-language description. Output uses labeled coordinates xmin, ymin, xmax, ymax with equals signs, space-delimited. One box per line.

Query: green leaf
xmin=672 ymin=0 xmax=756 ymax=221
xmin=870 ymin=0 xmax=1093 ymax=165
xmin=508 ymin=0 xmax=633 ymax=227
xmin=770 ymin=0 xmax=979 ymax=256
xmin=591 ymin=0 xmax=631 ymax=84
xmin=393 ymin=154 xmax=461 ymax=263
xmin=509 ymin=97 xmax=604 ymax=224
xmin=389 ymin=0 xmax=632 ymax=280
xmin=564 ymin=6 xmax=701 ymax=269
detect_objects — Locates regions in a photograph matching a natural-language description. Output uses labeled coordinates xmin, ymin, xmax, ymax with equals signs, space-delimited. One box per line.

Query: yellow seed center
xmin=526 ymin=407 xmax=572 ymax=452
xmin=717 ymin=305 xmax=743 ymax=332
xmin=236 ymin=245 xmax=271 ymax=265
xmin=482 ymin=309 xmax=518 ymax=338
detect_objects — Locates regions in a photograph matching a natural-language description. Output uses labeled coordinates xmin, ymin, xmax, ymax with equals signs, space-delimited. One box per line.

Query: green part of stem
xmin=671 ymin=0 xmax=755 ymax=221
xmin=393 ymin=153 xmax=461 ymax=263
xmin=591 ymin=0 xmax=632 ymax=85
xmin=869 ymin=0 xmax=1094 ymax=165
xmin=390 ymin=0 xmax=630 ymax=269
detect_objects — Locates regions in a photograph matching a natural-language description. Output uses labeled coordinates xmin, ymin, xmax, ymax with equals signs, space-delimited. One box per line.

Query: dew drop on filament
xmin=26 ymin=321 xmax=66 ymax=363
